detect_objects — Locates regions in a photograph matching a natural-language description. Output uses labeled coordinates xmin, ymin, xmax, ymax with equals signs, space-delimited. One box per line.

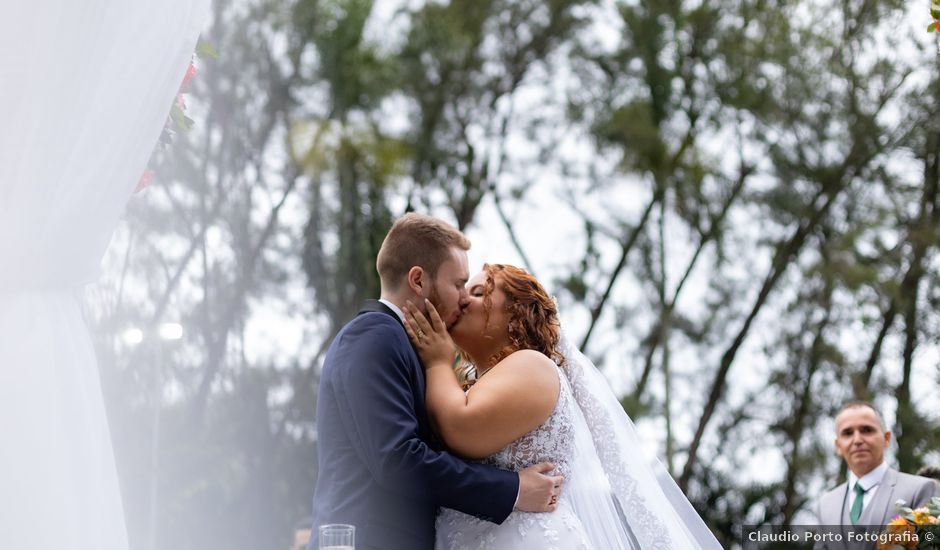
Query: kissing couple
xmin=309 ymin=213 xmax=721 ymax=550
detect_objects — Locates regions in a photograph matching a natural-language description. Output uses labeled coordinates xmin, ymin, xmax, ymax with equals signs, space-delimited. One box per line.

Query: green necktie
xmin=849 ymin=482 xmax=867 ymax=524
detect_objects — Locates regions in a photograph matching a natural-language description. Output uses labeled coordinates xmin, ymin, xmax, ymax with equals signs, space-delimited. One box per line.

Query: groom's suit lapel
xmin=358 ymin=300 xmax=420 ymax=369
xmin=358 ymin=299 xmax=421 ymax=364
xmin=862 ymin=468 xmax=897 ymax=525
xmin=359 ymin=299 xmax=401 ymax=322
xmin=357 ymin=300 xmax=439 ymax=447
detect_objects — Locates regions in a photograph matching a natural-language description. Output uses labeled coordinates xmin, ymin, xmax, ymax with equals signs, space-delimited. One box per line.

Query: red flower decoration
xmin=135 ymin=169 xmax=155 ymax=194
xmin=136 ymin=40 xmax=215 ymax=194
xmin=181 ymin=61 xmax=197 ymax=90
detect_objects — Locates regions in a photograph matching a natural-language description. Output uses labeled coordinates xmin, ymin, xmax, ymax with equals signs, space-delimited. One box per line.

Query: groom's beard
xmin=427 ymin=283 xmax=458 ymax=329
xmin=427 ymin=283 xmax=442 ymax=319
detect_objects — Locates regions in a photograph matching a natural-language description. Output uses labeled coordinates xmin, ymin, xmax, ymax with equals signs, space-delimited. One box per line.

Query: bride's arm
xmin=428 ymin=350 xmax=559 ymax=459
xmin=404 ymin=301 xmax=559 ymax=459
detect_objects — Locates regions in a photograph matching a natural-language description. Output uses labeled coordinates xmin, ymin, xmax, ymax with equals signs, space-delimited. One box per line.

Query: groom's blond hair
xmin=377 ymin=213 xmax=470 ymax=291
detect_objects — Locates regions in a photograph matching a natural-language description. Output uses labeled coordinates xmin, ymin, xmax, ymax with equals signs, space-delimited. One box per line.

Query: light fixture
xmin=158 ymin=323 xmax=183 ymax=341
xmin=122 ymin=328 xmax=144 ymax=345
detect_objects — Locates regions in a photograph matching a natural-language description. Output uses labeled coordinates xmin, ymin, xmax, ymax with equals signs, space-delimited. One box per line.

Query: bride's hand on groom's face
xmin=403 ymin=299 xmax=455 ymax=369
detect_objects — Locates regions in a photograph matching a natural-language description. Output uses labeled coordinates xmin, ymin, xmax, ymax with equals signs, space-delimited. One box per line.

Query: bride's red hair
xmin=482 ymin=263 xmax=565 ymax=368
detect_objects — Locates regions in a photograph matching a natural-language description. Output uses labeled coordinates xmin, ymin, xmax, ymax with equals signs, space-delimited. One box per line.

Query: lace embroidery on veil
xmin=557 ymin=335 xmax=721 ymax=550
xmin=559 ymin=337 xmax=673 ymax=548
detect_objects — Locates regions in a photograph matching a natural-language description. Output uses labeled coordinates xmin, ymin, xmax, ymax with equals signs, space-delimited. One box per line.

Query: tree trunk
xmin=680 ymin=181 xmax=845 ymax=490
xmin=782 ymin=241 xmax=834 ymax=526
xmin=895 ymin=131 xmax=939 ymax=472
xmin=580 ymin=185 xmax=664 ymax=350
xmin=632 ymin=166 xmax=750 ymax=400
xmin=854 ymin=299 xmax=897 ymax=399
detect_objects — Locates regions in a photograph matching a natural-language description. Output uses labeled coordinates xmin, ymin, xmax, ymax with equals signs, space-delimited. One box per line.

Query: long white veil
xmin=558 ymin=335 xmax=722 ymax=549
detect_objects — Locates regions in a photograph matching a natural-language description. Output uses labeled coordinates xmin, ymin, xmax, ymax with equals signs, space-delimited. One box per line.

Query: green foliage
xmin=169 ymin=103 xmax=195 ymax=130
xmin=595 ymin=101 xmax=667 ymax=173
xmin=195 ymin=39 xmax=219 ymax=60
xmin=560 ymin=273 xmax=588 ymax=301
xmin=399 ymin=0 xmax=594 ymax=227
xmin=302 ymin=0 xmax=399 ymax=115
xmin=619 ymin=392 xmax=652 ymax=418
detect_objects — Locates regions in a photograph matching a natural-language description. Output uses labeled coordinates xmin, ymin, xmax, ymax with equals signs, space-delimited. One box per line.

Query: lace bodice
xmin=435 ymin=366 xmax=592 ymax=550
xmin=478 ymin=366 xmax=575 ymax=478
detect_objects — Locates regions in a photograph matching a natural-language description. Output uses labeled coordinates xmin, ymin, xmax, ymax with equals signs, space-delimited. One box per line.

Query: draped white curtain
xmin=0 ymin=2 xmax=209 ymax=548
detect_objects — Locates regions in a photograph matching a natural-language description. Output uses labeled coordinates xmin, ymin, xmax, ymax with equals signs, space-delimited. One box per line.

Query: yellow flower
xmin=878 ymin=520 xmax=918 ymax=550
xmin=912 ymin=507 xmax=931 ymax=524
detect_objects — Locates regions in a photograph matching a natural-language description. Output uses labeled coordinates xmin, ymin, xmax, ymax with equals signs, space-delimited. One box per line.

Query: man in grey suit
xmin=814 ymin=401 xmax=939 ymax=548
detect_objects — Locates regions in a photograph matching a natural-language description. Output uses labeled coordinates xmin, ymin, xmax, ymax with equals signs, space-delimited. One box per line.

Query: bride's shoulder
xmin=479 ymin=349 xmax=560 ymax=413
xmin=503 ymin=348 xmax=554 ymax=363
xmin=497 ymin=349 xmax=558 ymax=379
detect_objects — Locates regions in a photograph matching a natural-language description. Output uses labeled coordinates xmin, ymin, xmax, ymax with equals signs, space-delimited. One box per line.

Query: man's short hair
xmin=916 ymin=465 xmax=940 ymax=480
xmin=836 ymin=400 xmax=887 ymax=431
xmin=376 ymin=213 xmax=470 ymax=291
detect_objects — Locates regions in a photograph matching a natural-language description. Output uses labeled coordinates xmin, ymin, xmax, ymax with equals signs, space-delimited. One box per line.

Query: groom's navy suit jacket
xmin=309 ymin=301 xmax=518 ymax=550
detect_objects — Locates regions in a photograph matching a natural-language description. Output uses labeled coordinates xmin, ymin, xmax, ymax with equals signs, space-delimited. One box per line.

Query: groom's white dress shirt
xmin=845 ymin=460 xmax=887 ymax=516
xmin=378 ymin=298 xmax=405 ymax=323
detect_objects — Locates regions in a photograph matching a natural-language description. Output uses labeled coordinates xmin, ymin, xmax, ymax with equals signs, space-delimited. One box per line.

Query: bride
xmin=402 ymin=263 xmax=721 ymax=549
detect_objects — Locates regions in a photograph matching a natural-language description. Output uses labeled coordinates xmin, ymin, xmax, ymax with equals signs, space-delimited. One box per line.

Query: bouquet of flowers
xmin=930 ymin=1 xmax=940 ymax=33
xmin=877 ymin=497 xmax=940 ymax=550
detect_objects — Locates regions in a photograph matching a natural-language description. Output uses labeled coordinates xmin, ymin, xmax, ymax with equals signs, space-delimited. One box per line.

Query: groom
xmin=309 ymin=213 xmax=562 ymax=550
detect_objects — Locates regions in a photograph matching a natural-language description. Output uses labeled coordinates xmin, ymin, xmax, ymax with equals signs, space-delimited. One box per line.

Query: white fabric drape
xmin=0 ymin=2 xmax=209 ymax=548
xmin=558 ymin=336 xmax=723 ymax=549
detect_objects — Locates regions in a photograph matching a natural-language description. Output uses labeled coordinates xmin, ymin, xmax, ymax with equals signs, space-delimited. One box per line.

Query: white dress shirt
xmin=846 ymin=460 xmax=888 ymax=513
xmin=378 ymin=298 xmax=405 ymax=323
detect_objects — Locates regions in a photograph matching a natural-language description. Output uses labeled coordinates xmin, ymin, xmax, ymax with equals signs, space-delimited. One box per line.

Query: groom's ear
xmin=406 ymin=266 xmax=427 ymax=295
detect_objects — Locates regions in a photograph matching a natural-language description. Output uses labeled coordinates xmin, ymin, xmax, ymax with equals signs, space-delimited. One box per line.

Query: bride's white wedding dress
xmin=435 ymin=337 xmax=722 ymax=550
xmin=436 ymin=366 xmax=593 ymax=549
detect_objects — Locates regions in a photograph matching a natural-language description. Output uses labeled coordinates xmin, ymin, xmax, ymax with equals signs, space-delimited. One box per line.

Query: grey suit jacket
xmin=814 ymin=467 xmax=940 ymax=549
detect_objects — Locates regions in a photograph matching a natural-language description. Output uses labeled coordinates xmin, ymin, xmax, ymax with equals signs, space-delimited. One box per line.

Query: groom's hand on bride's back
xmin=515 ymin=462 xmax=563 ymax=513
